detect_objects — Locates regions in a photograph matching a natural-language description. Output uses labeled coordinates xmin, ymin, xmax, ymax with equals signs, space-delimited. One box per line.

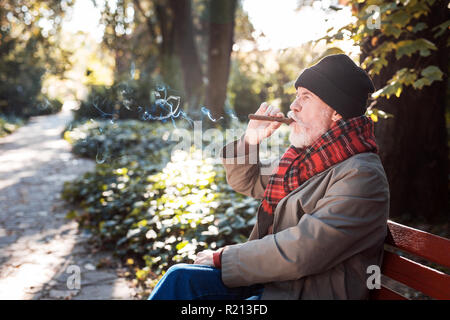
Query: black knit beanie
xmin=294 ymin=54 xmax=375 ymax=120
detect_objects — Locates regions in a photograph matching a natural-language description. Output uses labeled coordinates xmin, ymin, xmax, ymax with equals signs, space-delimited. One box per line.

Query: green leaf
xmin=117 ymin=236 xmax=128 ymax=246
xmin=390 ymin=10 xmax=412 ymax=27
xmin=126 ymin=228 xmax=141 ymax=239
xmin=379 ymin=2 xmax=398 ymax=14
xmin=219 ymin=226 xmax=232 ymax=235
xmin=411 ymin=22 xmax=427 ymax=33
xmin=104 ymin=220 xmax=117 ymax=227
xmin=365 ymin=56 xmax=389 ymax=75
xmin=395 ymin=39 xmax=437 ymax=59
xmin=375 ymin=109 xmax=394 ymax=119
xmin=176 ymin=240 xmax=189 ymax=251
xmin=413 ymin=65 xmax=444 ymax=89
xmin=383 ymin=24 xmax=403 ymax=38
xmin=413 ymin=78 xmax=432 ymax=89
xmin=372 ymin=41 xmax=397 ymax=57
xmin=65 ymin=210 xmax=78 ymax=219
xmin=372 ymin=82 xmax=399 ymax=100
xmin=421 ymin=65 xmax=444 ymax=81
xmin=395 ymin=40 xmax=415 ymax=58
xmin=402 ymin=72 xmax=418 ymax=86
xmin=432 ymin=20 xmax=450 ymax=38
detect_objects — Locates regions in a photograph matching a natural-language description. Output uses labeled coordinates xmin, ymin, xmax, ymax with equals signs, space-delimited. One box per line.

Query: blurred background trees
xmin=88 ymin=0 xmax=321 ymax=123
xmin=95 ymin=0 xmax=239 ymax=121
xmin=0 ymin=0 xmax=71 ymax=119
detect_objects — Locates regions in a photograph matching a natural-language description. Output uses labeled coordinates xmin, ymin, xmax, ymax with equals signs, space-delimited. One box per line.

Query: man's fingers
xmin=272 ymin=109 xmax=282 ymax=117
xmin=194 ymin=255 xmax=203 ymax=264
xmin=196 ymin=250 xmax=212 ymax=258
xmin=255 ymin=102 xmax=269 ymax=115
xmin=247 ymin=103 xmax=284 ymax=145
xmin=265 ymin=119 xmax=283 ymax=135
xmin=254 ymin=102 xmax=283 ymax=117
xmin=274 ymin=111 xmax=284 ymax=117
xmin=267 ymin=106 xmax=282 ymax=117
xmin=194 ymin=250 xmax=213 ymax=266
xmin=194 ymin=257 xmax=202 ymax=264
xmin=264 ymin=105 xmax=273 ymax=116
xmin=268 ymin=121 xmax=282 ymax=131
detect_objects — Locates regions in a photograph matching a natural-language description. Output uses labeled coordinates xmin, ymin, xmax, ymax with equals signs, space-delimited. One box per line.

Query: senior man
xmin=149 ymin=54 xmax=390 ymax=300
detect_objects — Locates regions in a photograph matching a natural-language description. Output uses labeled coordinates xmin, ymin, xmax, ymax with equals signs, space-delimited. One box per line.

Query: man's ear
xmin=331 ymin=112 xmax=342 ymax=122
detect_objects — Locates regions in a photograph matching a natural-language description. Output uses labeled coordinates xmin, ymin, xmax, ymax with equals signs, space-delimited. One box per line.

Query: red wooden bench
xmin=370 ymin=220 xmax=450 ymax=300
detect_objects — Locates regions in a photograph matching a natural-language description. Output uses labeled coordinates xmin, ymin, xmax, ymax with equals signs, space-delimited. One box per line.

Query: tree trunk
xmin=155 ymin=2 xmax=181 ymax=90
xmin=361 ymin=1 xmax=449 ymax=222
xmin=169 ymin=0 xmax=204 ymax=109
xmin=205 ymin=0 xmax=237 ymax=120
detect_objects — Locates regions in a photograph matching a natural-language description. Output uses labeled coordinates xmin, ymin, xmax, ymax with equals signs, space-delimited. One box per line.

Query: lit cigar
xmin=248 ymin=112 xmax=295 ymax=125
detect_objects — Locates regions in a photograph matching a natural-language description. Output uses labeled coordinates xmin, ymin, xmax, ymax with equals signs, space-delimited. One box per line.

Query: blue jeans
xmin=148 ymin=264 xmax=264 ymax=300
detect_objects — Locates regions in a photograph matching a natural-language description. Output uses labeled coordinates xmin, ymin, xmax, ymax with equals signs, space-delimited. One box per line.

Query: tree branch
xmin=133 ymin=0 xmax=157 ymax=40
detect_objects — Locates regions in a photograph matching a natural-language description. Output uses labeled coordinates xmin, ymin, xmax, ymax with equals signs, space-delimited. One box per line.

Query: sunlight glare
xmin=242 ymin=0 xmax=353 ymax=50
xmin=63 ymin=0 xmax=104 ymax=43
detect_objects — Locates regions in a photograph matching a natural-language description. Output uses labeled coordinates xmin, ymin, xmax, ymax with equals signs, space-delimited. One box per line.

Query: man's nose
xmin=290 ymin=100 xmax=302 ymax=112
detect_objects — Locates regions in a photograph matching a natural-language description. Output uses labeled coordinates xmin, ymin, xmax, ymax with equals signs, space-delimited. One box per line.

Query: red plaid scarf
xmin=260 ymin=115 xmax=378 ymax=229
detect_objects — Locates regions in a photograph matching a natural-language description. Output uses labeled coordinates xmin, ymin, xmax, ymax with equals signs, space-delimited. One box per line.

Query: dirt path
xmin=0 ymin=105 xmax=137 ymax=300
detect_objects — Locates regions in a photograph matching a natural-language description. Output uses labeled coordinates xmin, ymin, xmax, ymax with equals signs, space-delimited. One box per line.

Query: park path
xmin=0 ymin=104 xmax=137 ymax=300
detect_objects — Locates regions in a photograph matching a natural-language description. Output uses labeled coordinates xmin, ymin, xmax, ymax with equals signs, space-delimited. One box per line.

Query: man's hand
xmin=244 ymin=102 xmax=284 ymax=145
xmin=193 ymin=250 xmax=215 ymax=267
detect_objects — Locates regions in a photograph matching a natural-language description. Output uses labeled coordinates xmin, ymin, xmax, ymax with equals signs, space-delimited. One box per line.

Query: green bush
xmin=64 ymin=119 xmax=175 ymax=164
xmin=0 ymin=81 xmax=63 ymax=118
xmin=0 ymin=115 xmax=24 ymax=137
xmin=74 ymin=85 xmax=132 ymax=121
xmin=0 ymin=61 xmax=45 ymax=118
xmin=73 ymin=78 xmax=169 ymax=122
xmin=0 ymin=31 xmax=63 ymax=119
xmin=32 ymin=98 xmax=63 ymax=116
xmin=62 ymin=119 xmax=265 ymax=296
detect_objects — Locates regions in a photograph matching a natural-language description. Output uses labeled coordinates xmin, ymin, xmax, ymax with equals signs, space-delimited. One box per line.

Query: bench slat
xmin=381 ymin=251 xmax=450 ymax=300
xmin=370 ymin=286 xmax=408 ymax=300
xmin=386 ymin=220 xmax=450 ymax=268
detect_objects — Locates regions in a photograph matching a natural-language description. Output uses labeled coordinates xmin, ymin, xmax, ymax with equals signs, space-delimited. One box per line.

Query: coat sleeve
xmin=220 ymin=135 xmax=280 ymax=200
xmin=220 ymin=164 xmax=390 ymax=287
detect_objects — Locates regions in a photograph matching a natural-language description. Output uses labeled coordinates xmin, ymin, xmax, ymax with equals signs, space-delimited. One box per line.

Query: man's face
xmin=288 ymin=87 xmax=336 ymax=149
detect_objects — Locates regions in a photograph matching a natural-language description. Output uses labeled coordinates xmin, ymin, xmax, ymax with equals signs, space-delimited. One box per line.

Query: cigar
xmin=248 ymin=113 xmax=295 ymax=125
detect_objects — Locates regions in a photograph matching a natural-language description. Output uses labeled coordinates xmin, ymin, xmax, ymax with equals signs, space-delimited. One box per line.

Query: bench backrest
xmin=370 ymin=220 xmax=450 ymax=300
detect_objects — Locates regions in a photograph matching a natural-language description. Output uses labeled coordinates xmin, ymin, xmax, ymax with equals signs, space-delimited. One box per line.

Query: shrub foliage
xmin=62 ymin=120 xmax=261 ymax=294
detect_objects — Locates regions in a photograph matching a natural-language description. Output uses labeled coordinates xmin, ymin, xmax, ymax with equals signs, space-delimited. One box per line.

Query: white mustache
xmin=287 ymin=111 xmax=310 ymax=128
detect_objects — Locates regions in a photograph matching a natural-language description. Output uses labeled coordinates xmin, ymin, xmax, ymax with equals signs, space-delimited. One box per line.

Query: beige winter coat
xmin=219 ymin=135 xmax=390 ymax=299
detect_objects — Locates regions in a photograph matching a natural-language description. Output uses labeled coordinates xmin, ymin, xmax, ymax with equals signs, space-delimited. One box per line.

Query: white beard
xmin=289 ymin=111 xmax=333 ymax=149
xmin=289 ymin=127 xmax=313 ymax=149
